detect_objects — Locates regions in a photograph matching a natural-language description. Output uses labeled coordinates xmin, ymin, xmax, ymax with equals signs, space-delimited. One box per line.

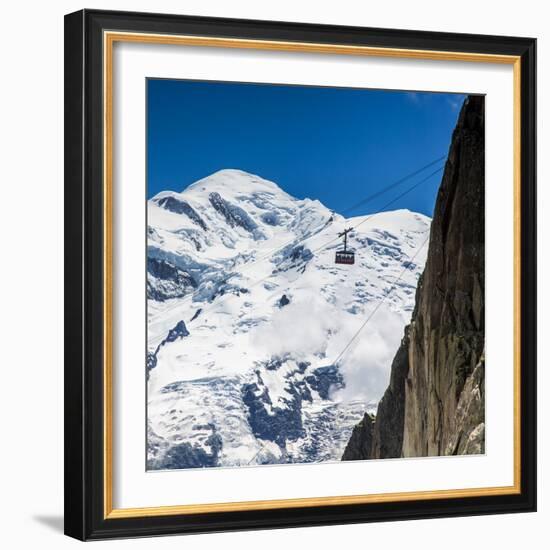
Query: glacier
xmin=146 ymin=169 xmax=431 ymax=470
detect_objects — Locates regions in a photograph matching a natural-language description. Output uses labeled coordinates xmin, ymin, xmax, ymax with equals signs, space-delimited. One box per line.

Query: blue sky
xmin=147 ymin=79 xmax=465 ymax=217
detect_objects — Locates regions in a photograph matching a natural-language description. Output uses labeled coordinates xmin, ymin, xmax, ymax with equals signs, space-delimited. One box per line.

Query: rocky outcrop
xmin=208 ymin=191 xmax=264 ymax=239
xmin=445 ymin=353 xmax=485 ymax=455
xmin=147 ymin=320 xmax=190 ymax=376
xmin=154 ymin=195 xmax=208 ymax=230
xmin=147 ymin=257 xmax=196 ymax=302
xmin=342 ymin=95 xmax=485 ymax=460
xmin=371 ymin=326 xmax=411 ymax=458
xmin=342 ymin=413 xmax=374 ymax=460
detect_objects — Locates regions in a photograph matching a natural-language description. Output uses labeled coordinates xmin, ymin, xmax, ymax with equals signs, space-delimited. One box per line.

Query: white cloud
xmin=250 ymin=298 xmax=336 ymax=359
xmin=331 ymin=305 xmax=405 ymax=404
xmin=251 ymin=295 xmax=406 ymax=407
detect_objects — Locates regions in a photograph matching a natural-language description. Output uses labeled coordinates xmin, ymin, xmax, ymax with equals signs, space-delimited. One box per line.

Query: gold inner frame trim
xmin=103 ymin=30 xmax=522 ymax=520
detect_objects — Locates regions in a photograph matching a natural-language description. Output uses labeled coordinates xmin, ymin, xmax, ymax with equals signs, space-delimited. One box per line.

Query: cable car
xmin=335 ymin=228 xmax=355 ymax=265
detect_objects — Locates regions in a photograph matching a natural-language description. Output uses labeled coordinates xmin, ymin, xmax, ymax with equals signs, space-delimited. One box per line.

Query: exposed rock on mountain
xmin=147 ymin=319 xmax=190 ymax=376
xmin=342 ymin=95 xmax=485 ymax=460
xmin=147 ymin=257 xmax=196 ymax=302
xmin=371 ymin=327 xmax=411 ymax=459
xmin=154 ymin=195 xmax=208 ymax=230
xmin=342 ymin=413 xmax=374 ymax=460
xmin=445 ymin=354 xmax=485 ymax=455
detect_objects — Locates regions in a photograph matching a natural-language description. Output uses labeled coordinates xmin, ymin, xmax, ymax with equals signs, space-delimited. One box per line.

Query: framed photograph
xmin=64 ymin=9 xmax=536 ymax=540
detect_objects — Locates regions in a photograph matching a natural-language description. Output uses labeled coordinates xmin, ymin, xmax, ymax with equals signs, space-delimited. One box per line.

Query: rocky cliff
xmin=342 ymin=95 xmax=485 ymax=460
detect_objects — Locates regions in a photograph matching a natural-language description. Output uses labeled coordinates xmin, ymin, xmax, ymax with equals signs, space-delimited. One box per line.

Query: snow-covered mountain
xmin=146 ymin=169 xmax=431 ymax=470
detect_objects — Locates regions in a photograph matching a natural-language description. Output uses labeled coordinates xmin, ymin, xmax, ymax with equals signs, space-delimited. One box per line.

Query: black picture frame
xmin=64 ymin=9 xmax=537 ymax=541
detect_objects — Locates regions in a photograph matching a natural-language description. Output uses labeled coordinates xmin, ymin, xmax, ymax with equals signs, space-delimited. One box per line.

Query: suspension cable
xmin=331 ymin=234 xmax=430 ymax=367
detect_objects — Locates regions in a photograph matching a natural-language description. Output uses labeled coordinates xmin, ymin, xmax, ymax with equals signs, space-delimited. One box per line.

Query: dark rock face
xmin=190 ymin=308 xmax=202 ymax=322
xmin=147 ymin=320 xmax=190 ymax=376
xmin=402 ymin=95 xmax=485 ymax=457
xmin=261 ymin=211 xmax=281 ymax=226
xmin=274 ymin=244 xmax=314 ymax=274
xmin=147 ymin=257 xmax=196 ymax=302
xmin=164 ymin=319 xmax=190 ymax=341
xmin=153 ymin=425 xmax=222 ymax=470
xmin=241 ymin=361 xmax=343 ymax=449
xmin=278 ymin=294 xmax=290 ymax=307
xmin=445 ymin=354 xmax=485 ymax=455
xmin=305 ymin=365 xmax=344 ymax=400
xmin=342 ymin=413 xmax=374 ymax=461
xmin=209 ymin=192 xmax=263 ymax=238
xmin=242 ymin=373 xmax=305 ymax=446
xmin=371 ymin=326 xmax=411 ymax=459
xmin=342 ymin=95 xmax=485 ymax=460
xmin=155 ymin=196 xmax=207 ymax=230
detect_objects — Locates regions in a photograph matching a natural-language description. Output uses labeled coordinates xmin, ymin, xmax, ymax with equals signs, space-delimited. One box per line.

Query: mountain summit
xmin=147 ymin=169 xmax=431 ymax=469
xmin=185 ymin=168 xmax=290 ymax=196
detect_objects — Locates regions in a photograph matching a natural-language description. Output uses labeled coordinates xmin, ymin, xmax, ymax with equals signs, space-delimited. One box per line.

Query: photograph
xmin=59 ymin=6 xmax=537 ymax=541
xmin=145 ymin=79 xmax=485 ymax=471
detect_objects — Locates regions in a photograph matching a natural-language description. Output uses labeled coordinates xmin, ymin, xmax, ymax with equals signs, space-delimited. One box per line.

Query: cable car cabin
xmin=335 ymin=227 xmax=355 ymax=265
xmin=335 ymin=250 xmax=355 ymax=265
